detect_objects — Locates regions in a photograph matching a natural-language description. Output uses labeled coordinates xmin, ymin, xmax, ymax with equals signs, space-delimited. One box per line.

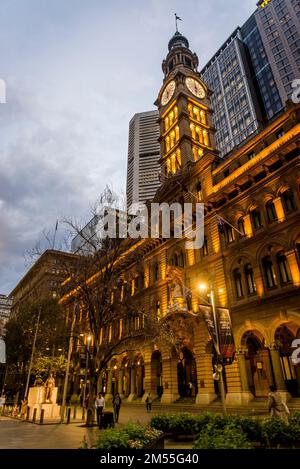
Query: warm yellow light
xmin=87 ymin=335 xmax=92 ymax=342
xmin=219 ymin=288 xmax=224 ymax=294
xmin=199 ymin=283 xmax=207 ymax=292
xmin=113 ymin=365 xmax=117 ymax=370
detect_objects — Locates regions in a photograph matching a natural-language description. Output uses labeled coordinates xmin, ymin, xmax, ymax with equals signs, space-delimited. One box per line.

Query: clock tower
xmin=155 ymin=30 xmax=217 ymax=183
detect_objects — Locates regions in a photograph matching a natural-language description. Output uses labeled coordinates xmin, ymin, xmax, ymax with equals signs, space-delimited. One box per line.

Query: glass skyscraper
xmin=201 ymin=0 xmax=300 ymax=157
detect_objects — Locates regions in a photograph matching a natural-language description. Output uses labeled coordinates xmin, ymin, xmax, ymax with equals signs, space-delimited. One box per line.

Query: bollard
xmin=32 ymin=408 xmax=37 ymax=423
xmin=73 ymin=406 xmax=77 ymax=420
xmin=82 ymin=407 xmax=85 ymax=421
xmin=40 ymin=409 xmax=45 ymax=425
xmin=67 ymin=407 xmax=71 ymax=424
xmin=26 ymin=406 xmax=30 ymax=420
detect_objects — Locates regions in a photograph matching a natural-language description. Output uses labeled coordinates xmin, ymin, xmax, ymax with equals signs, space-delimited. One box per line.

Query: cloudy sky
xmin=0 ymin=0 xmax=256 ymax=294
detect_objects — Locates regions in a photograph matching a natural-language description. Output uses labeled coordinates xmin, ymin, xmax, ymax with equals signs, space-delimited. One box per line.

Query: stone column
xmin=273 ymin=197 xmax=285 ymax=222
xmin=225 ymin=359 xmax=253 ymax=405
xmin=118 ymin=368 xmax=124 ymax=396
xmin=235 ymin=351 xmax=255 ymax=404
xmin=269 ymin=345 xmax=290 ymax=401
xmin=286 ymin=250 xmax=300 ymax=285
xmin=160 ymin=357 xmax=179 ymax=403
xmin=127 ymin=365 xmax=136 ymax=402
xmin=243 ymin=214 xmax=253 ymax=238
xmin=142 ymin=361 xmax=153 ymax=402
xmin=105 ymin=370 xmax=113 ymax=402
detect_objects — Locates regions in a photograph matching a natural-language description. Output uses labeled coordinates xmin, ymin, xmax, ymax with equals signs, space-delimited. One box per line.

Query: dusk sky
xmin=0 ymin=0 xmax=256 ymax=294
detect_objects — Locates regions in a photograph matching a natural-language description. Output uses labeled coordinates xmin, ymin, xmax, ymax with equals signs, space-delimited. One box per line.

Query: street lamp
xmin=198 ymin=283 xmax=227 ymax=414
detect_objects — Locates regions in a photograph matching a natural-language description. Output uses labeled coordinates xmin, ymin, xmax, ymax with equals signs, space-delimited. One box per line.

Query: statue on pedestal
xmin=44 ymin=373 xmax=55 ymax=403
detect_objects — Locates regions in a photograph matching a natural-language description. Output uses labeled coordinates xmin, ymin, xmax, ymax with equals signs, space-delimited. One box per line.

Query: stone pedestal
xmin=195 ymin=392 xmax=217 ymax=405
xmin=225 ymin=391 xmax=254 ymax=406
xmin=28 ymin=386 xmax=61 ymax=420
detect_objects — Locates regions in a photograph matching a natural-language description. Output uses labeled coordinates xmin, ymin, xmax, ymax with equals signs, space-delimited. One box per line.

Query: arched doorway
xmin=177 ymin=347 xmax=197 ymax=398
xmin=135 ymin=355 xmax=144 ymax=397
xmin=151 ymin=350 xmax=163 ymax=398
xmin=275 ymin=325 xmax=300 ymax=397
xmin=242 ymin=331 xmax=273 ymax=397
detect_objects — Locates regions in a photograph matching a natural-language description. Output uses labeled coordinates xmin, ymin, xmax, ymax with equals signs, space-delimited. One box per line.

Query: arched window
xmin=245 ymin=264 xmax=256 ymax=294
xmin=178 ymin=251 xmax=184 ymax=267
xmin=172 ymin=253 xmax=179 ymax=266
xmin=203 ymin=130 xmax=210 ymax=146
xmin=266 ymin=200 xmax=277 ymax=223
xmin=200 ymin=110 xmax=206 ymax=125
xmin=233 ymin=268 xmax=243 ymax=298
xmin=250 ymin=208 xmax=263 ymax=230
xmin=202 ymin=236 xmax=208 ymax=256
xmin=196 ymin=182 xmax=202 ymax=202
xmin=156 ymin=301 xmax=162 ymax=321
xmin=262 ymin=255 xmax=277 ymax=288
xmin=276 ymin=251 xmax=292 ymax=284
xmin=282 ymin=189 xmax=296 ymax=214
xmin=153 ymin=262 xmax=159 ymax=282
xmin=237 ymin=217 xmax=245 ymax=236
xmin=225 ymin=225 xmax=235 ymax=243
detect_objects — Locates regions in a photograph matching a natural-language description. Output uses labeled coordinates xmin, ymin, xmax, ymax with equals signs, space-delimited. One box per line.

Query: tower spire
xmin=174 ymin=13 xmax=182 ymax=33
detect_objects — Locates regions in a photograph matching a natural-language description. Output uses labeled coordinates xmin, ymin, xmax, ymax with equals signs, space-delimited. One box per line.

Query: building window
xmin=225 ymin=225 xmax=235 ymax=244
xmin=233 ymin=269 xmax=243 ymax=298
xmin=266 ymin=200 xmax=277 ymax=223
xmin=251 ymin=208 xmax=263 ymax=230
xmin=153 ymin=263 xmax=159 ymax=282
xmin=156 ymin=301 xmax=162 ymax=321
xmin=245 ymin=264 xmax=256 ymax=294
xmin=276 ymin=251 xmax=292 ymax=284
xmin=196 ymin=182 xmax=203 ymax=201
xmin=202 ymin=236 xmax=208 ymax=256
xmin=281 ymin=189 xmax=296 ymax=214
xmin=237 ymin=217 xmax=246 ymax=236
xmin=262 ymin=256 xmax=277 ymax=288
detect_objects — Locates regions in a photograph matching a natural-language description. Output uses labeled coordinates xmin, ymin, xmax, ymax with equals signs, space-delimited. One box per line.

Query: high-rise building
xmin=201 ymin=0 xmax=300 ymax=157
xmin=254 ymin=0 xmax=300 ymax=104
xmin=126 ymin=110 xmax=160 ymax=209
xmin=0 ymin=295 xmax=12 ymax=338
xmin=201 ymin=28 xmax=263 ymax=157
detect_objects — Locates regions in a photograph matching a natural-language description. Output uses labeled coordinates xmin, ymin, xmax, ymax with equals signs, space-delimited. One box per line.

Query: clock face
xmin=185 ymin=77 xmax=206 ymax=99
xmin=161 ymin=80 xmax=176 ymax=106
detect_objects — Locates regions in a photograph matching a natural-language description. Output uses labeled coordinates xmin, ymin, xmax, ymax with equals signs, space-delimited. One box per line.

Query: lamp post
xmin=81 ymin=334 xmax=92 ymax=420
xmin=199 ymin=283 xmax=227 ymax=414
xmin=24 ymin=306 xmax=41 ymax=399
xmin=60 ymin=313 xmax=76 ymax=423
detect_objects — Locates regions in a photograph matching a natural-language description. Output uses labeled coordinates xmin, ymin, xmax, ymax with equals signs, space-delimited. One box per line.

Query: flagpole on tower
xmin=174 ymin=13 xmax=182 ymax=33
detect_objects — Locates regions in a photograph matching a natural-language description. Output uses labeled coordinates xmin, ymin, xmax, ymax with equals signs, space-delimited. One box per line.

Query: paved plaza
xmin=0 ymin=400 xmax=276 ymax=449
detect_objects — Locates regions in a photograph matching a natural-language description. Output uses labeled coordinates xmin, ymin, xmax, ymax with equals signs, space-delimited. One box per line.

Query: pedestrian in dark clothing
xmin=145 ymin=393 xmax=152 ymax=412
xmin=112 ymin=393 xmax=122 ymax=423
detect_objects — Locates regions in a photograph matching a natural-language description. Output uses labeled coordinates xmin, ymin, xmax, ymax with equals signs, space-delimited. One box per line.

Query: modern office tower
xmin=200 ymin=0 xmax=300 ymax=157
xmin=254 ymin=0 xmax=300 ymax=104
xmin=126 ymin=110 xmax=160 ymax=209
xmin=241 ymin=13 xmax=284 ymax=121
xmin=201 ymin=29 xmax=264 ymax=157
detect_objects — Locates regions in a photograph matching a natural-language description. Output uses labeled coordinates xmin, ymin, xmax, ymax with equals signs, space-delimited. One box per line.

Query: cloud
xmin=0 ymin=0 xmax=256 ymax=293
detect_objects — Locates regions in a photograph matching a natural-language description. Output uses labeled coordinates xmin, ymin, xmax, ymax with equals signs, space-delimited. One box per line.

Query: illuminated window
xmin=237 ymin=217 xmax=246 ymax=236
xmin=266 ymin=200 xmax=277 ymax=223
xmin=262 ymin=256 xmax=277 ymax=288
xmin=175 ymin=125 xmax=179 ymax=142
xmin=233 ymin=269 xmax=243 ymax=298
xmin=203 ymin=130 xmax=210 ymax=146
xmin=165 ymin=136 xmax=170 ymax=152
xmin=245 ymin=264 xmax=256 ymax=294
xmin=190 ymin=123 xmax=196 ymax=140
xmin=196 ymin=182 xmax=202 ymax=201
xmin=276 ymin=251 xmax=291 ymax=284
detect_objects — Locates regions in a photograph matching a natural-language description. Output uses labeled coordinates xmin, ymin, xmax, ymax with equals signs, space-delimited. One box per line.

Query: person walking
xmin=145 ymin=393 xmax=152 ymax=412
xmin=268 ymin=384 xmax=290 ymax=423
xmin=112 ymin=393 xmax=122 ymax=423
xmin=95 ymin=393 xmax=105 ymax=428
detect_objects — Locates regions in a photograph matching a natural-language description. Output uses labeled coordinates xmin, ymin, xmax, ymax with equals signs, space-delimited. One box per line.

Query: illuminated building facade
xmin=62 ymin=31 xmax=300 ymax=406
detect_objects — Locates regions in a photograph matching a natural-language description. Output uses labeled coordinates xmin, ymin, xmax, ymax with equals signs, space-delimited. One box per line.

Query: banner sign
xmin=199 ymin=305 xmax=235 ymax=365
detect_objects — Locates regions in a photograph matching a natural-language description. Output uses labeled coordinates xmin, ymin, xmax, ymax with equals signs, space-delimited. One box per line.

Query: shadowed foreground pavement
xmin=0 ymin=399 xmax=295 ymax=449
